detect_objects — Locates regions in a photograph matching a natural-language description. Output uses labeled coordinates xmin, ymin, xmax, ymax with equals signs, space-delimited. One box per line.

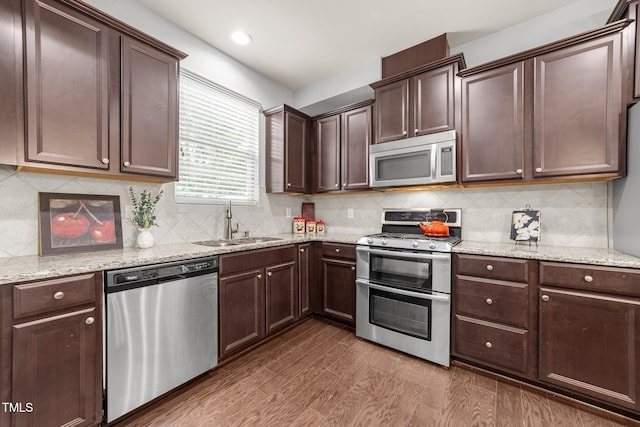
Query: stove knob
xmin=367 ymin=237 xmax=374 ymax=245
xmin=381 ymin=238 xmax=387 ymax=246
xmin=428 ymin=242 xmax=437 ymax=250
xmin=412 ymin=241 xmax=419 ymax=248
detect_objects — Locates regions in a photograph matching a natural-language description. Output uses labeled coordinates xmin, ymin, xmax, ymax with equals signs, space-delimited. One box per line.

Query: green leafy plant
xmin=128 ymin=187 xmax=164 ymax=229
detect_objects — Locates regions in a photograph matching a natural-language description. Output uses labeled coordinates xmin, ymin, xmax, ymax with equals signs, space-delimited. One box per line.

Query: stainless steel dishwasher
xmin=104 ymin=256 xmax=218 ymax=423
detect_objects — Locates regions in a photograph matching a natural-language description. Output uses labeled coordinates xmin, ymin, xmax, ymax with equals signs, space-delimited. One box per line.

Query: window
xmin=176 ymin=69 xmax=260 ymax=205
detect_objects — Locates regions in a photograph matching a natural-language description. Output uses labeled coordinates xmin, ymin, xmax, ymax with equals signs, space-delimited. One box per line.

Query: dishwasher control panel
xmin=105 ymin=256 xmax=219 ymax=290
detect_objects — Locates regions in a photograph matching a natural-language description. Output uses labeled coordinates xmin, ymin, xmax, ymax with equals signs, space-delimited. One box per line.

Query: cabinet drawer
xmin=13 ymin=274 xmax=96 ymax=319
xmin=539 ymin=262 xmax=640 ymax=297
xmin=455 ymin=276 xmax=528 ymax=328
xmin=321 ymin=243 xmax=356 ymax=260
xmin=220 ymin=245 xmax=296 ymax=275
xmin=456 ymin=254 xmax=530 ymax=282
xmin=454 ymin=315 xmax=528 ymax=375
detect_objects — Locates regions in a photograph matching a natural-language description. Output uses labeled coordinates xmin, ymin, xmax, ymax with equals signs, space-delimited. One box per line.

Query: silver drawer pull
xmin=351 ymin=266 xmax=355 ymax=271
xmin=123 ymin=161 xmax=131 ymax=167
xmin=101 ymin=158 xmax=110 ymax=164
xmin=486 ymin=265 xmax=494 ymax=271
xmin=485 ymin=342 xmax=493 ymax=349
xmin=257 ymin=274 xmax=262 ymax=279
xmin=485 ymin=298 xmax=493 ymax=305
xmin=335 ymin=248 xmax=340 ymax=253
xmin=267 ymin=272 xmax=272 ymax=277
xmin=584 ymin=275 xmax=593 ymax=283
xmin=541 ymin=295 xmax=550 ymax=302
xmin=535 ymin=167 xmax=542 ymax=173
xmin=53 ymin=291 xmax=65 ymax=300
xmin=85 ymin=317 xmax=95 ymax=325
xmin=300 ymin=248 xmax=305 ymax=253
xmin=516 ymin=168 xmax=523 ymax=174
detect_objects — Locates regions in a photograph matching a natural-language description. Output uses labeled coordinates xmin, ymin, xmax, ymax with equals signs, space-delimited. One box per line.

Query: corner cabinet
xmin=370 ymin=54 xmax=465 ymax=144
xmin=10 ymin=0 xmax=186 ymax=181
xmin=264 ymin=105 xmax=311 ymax=193
xmin=313 ymin=101 xmax=373 ymax=192
xmin=0 ymin=273 xmax=102 ymax=427
xmin=460 ymin=22 xmax=628 ymax=184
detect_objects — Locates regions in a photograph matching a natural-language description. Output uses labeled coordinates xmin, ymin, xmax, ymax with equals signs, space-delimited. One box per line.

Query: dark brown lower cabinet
xmin=297 ymin=243 xmax=319 ymax=318
xmin=539 ymin=286 xmax=640 ymax=411
xmin=218 ymin=246 xmax=298 ymax=360
xmin=320 ymin=243 xmax=356 ymax=326
xmin=1 ymin=273 xmax=101 ymax=427
xmin=218 ymin=268 xmax=264 ymax=359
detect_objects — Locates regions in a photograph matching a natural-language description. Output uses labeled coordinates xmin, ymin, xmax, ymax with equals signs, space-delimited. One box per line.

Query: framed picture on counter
xmin=38 ymin=192 xmax=123 ymax=256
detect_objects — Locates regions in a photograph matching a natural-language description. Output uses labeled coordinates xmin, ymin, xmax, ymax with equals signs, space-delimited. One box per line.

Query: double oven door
xmin=355 ymin=246 xmax=451 ymax=366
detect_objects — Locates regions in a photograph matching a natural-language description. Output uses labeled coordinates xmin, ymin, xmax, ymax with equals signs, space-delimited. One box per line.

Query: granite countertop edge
xmin=2 ymin=235 xmax=640 ymax=285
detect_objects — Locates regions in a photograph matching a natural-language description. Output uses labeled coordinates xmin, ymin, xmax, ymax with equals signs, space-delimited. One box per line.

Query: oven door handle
xmin=356 ymin=279 xmax=450 ymax=302
xmin=357 ymin=247 xmax=451 ymax=261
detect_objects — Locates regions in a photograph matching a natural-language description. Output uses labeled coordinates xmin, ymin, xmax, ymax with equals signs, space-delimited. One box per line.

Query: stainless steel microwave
xmin=369 ymin=130 xmax=457 ymax=188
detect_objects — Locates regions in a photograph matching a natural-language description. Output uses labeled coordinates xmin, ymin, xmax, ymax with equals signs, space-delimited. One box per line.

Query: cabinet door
xmin=0 ymin=0 xmax=22 ymax=165
xmin=265 ymin=261 xmax=297 ymax=334
xmin=12 ymin=308 xmax=100 ymax=427
xmin=413 ymin=65 xmax=455 ymax=136
xmin=321 ymin=258 xmax=356 ymax=325
xmin=533 ymin=33 xmax=622 ymax=177
xmin=374 ymin=80 xmax=409 ymax=143
xmin=219 ymin=269 xmax=264 ymax=359
xmin=461 ymin=62 xmax=525 ymax=182
xmin=342 ymin=106 xmax=372 ymax=190
xmin=121 ymin=36 xmax=178 ymax=179
xmin=23 ymin=0 xmax=111 ymax=170
xmin=315 ymin=115 xmax=341 ymax=192
xmin=539 ymin=287 xmax=640 ymax=411
xmin=298 ymin=244 xmax=312 ymax=318
xmin=285 ymin=111 xmax=309 ymax=192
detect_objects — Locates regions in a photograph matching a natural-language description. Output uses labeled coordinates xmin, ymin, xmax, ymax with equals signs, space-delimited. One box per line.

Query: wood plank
xmin=409 ymin=403 xmax=440 ymax=427
xmin=435 ymin=366 xmax=476 ymax=426
xmin=521 ymin=388 xmax=553 ymax=426
xmin=469 ymin=385 xmax=497 ymax=427
xmin=495 ymin=381 xmax=525 ymax=427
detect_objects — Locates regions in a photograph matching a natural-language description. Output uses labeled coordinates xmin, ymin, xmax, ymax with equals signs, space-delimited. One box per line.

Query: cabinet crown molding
xmin=370 ymin=53 xmax=466 ymax=89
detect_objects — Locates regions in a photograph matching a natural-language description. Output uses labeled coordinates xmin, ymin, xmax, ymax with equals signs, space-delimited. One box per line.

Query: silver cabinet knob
xmin=123 ymin=161 xmax=131 ymax=167
xmin=101 ymin=158 xmax=110 ymax=164
xmin=486 ymin=265 xmax=494 ymax=271
xmin=541 ymin=295 xmax=550 ymax=302
xmin=584 ymin=275 xmax=593 ymax=283
xmin=85 ymin=317 xmax=95 ymax=325
xmin=351 ymin=266 xmax=355 ymax=271
xmin=335 ymin=183 xmax=339 ymax=187
xmin=343 ymin=183 xmax=346 ymax=187
xmin=53 ymin=291 xmax=64 ymax=300
xmin=300 ymin=248 xmax=305 ymax=253
xmin=414 ymin=128 xmax=419 ymax=134
xmin=267 ymin=272 xmax=272 ymax=277
xmin=516 ymin=168 xmax=523 ymax=174
xmin=257 ymin=274 xmax=263 ymax=279
xmin=485 ymin=342 xmax=493 ymax=349
xmin=535 ymin=167 xmax=542 ymax=173
xmin=402 ymin=130 xmax=407 ymax=135
xmin=335 ymin=248 xmax=340 ymax=253
xmin=287 ymin=183 xmax=291 ymax=187
xmin=485 ymin=298 xmax=493 ymax=305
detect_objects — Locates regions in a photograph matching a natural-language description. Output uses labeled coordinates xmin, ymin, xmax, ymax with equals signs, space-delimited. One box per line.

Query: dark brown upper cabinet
xmin=370 ymin=54 xmax=465 ymax=144
xmin=460 ymin=21 xmax=629 ymax=185
xmin=313 ymin=101 xmax=373 ymax=192
xmin=8 ymin=0 xmax=186 ymax=181
xmin=264 ymin=105 xmax=311 ymax=193
xmin=608 ymin=0 xmax=640 ymax=102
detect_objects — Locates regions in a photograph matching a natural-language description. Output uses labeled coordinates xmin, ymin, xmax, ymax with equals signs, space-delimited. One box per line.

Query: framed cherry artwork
xmin=38 ymin=192 xmax=123 ymax=256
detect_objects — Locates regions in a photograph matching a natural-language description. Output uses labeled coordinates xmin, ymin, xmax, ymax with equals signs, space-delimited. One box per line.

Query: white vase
xmin=136 ymin=228 xmax=154 ymax=249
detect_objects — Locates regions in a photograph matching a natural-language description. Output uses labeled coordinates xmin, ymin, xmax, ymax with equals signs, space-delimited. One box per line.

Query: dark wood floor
xmin=115 ymin=318 xmax=639 ymax=427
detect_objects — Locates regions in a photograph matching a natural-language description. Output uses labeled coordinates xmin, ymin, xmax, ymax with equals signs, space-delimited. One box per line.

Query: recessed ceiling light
xmin=231 ymin=31 xmax=252 ymax=46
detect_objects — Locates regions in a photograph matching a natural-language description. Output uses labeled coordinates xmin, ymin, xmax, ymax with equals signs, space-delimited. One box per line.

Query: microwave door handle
xmin=431 ymin=147 xmax=437 ymax=180
xmin=356 ymin=279 xmax=450 ymax=302
xmin=358 ymin=247 xmax=451 ymax=262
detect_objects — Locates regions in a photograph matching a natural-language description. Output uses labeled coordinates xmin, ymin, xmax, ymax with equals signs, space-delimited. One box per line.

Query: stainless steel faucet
xmin=224 ymin=200 xmax=239 ymax=239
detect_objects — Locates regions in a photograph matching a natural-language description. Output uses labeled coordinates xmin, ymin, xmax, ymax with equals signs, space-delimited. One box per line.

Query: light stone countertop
xmin=2 ymin=234 xmax=640 ymax=286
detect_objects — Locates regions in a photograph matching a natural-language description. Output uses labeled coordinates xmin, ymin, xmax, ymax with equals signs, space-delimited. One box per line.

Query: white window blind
xmin=176 ymin=69 xmax=260 ymax=205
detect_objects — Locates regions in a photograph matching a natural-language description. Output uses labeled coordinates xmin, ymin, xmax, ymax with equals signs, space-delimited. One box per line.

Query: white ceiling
xmin=137 ymin=0 xmax=585 ymax=90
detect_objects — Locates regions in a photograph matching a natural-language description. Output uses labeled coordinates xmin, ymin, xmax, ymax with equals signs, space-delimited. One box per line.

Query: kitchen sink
xmin=194 ymin=237 xmax=282 ymax=247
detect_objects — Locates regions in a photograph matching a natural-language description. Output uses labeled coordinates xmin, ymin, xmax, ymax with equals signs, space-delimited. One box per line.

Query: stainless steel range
xmin=356 ymin=208 xmax=461 ymax=366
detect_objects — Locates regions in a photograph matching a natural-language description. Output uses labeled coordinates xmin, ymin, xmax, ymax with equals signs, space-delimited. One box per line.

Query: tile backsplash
xmin=0 ymin=164 xmax=608 ymax=257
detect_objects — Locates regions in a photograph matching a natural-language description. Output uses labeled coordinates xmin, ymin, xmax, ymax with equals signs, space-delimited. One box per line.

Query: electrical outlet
xmin=347 ymin=208 xmax=354 ymax=219
xmin=286 ymin=208 xmax=292 ymax=218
